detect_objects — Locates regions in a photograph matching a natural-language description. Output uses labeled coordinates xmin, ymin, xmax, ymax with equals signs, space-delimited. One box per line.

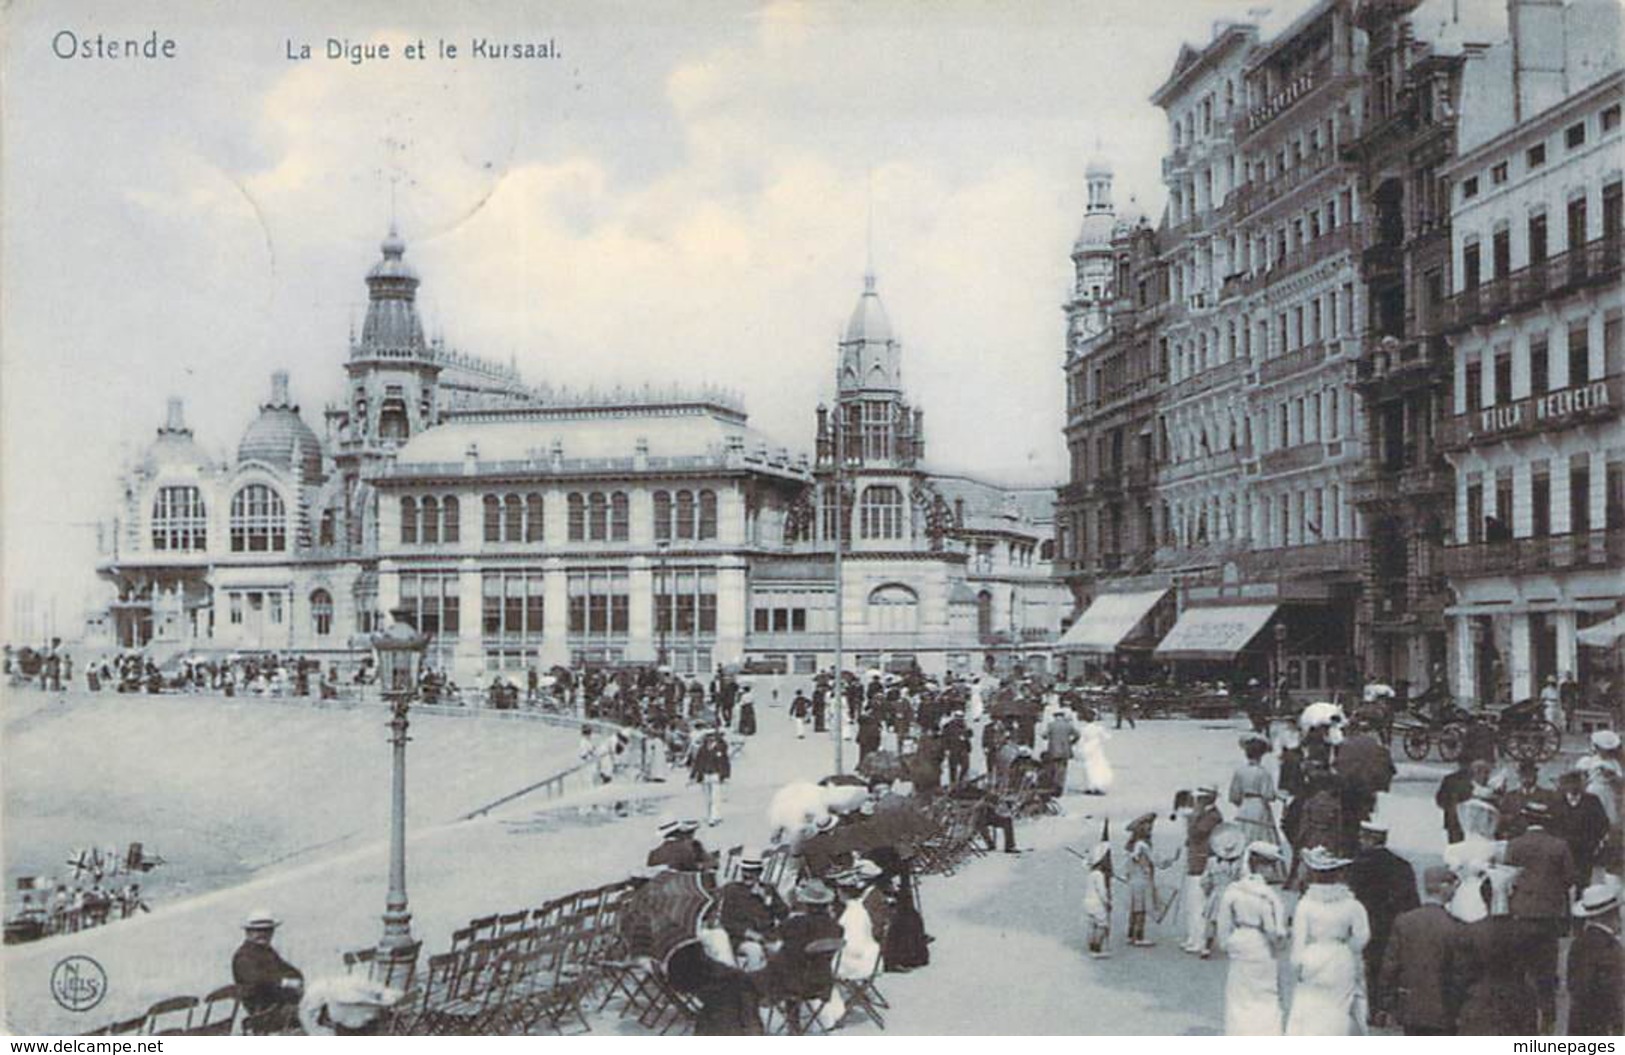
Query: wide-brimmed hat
xmin=1300 ymin=846 xmax=1353 ymax=871
xmin=243 ymin=908 xmax=280 ymax=930
xmin=1590 ymin=729 xmax=1621 ymax=752
xmin=676 ymin=819 xmax=701 ymax=834
xmin=658 ymin=819 xmax=682 ymax=835
xmin=814 ymin=814 xmax=840 ymax=832
xmin=1573 ymin=882 xmax=1621 ymax=918
xmin=1210 ymin=825 xmax=1247 ymax=861
xmin=1359 ymin=821 xmax=1389 ymax=839
xmin=1246 ymin=841 xmax=1283 ymax=863
xmin=1194 ymin=784 xmax=1219 ymax=798
xmin=738 ymin=850 xmax=764 ymax=872
xmin=1521 ymin=799 xmax=1552 ymax=821
xmin=794 ymin=879 xmax=835 ymax=905
xmin=849 ymin=859 xmax=883 ymax=881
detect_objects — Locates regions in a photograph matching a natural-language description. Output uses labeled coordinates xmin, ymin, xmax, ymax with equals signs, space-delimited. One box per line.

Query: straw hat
xmin=1573 ymin=882 xmax=1622 ymax=919
xmin=794 ymin=879 xmax=835 ymax=905
xmin=1590 ymin=729 xmax=1621 ymax=752
xmin=1299 ymin=846 xmax=1353 ymax=871
xmin=243 ymin=908 xmax=280 ymax=930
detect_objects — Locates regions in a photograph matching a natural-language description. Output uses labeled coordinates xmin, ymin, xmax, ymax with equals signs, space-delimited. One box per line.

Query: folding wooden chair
xmin=108 ymin=1015 xmax=147 ymax=1036
xmin=498 ymin=910 xmax=530 ymax=936
xmin=384 ymin=951 xmax=460 ymax=1035
xmin=343 ymin=947 xmax=377 ymax=974
xmin=189 ymin=985 xmax=240 ymax=1036
xmin=719 ymin=844 xmax=744 ymax=882
xmin=143 ymin=995 xmax=198 ymax=1035
xmin=449 ymin=925 xmax=478 ymax=952
xmin=833 ymin=948 xmax=888 ymax=1029
xmin=763 ymin=937 xmax=843 ymax=1036
xmin=469 ymin=914 xmax=500 ymax=942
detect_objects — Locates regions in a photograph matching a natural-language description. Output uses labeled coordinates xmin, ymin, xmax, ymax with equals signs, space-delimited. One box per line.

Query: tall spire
xmin=355 ymin=225 xmax=427 ymax=359
xmin=865 ymin=166 xmax=876 ymax=286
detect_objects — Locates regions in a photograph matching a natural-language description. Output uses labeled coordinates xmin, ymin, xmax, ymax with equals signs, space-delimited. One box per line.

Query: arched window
xmin=698 ymin=489 xmax=718 ymax=540
xmin=400 ymin=497 xmax=419 ymax=544
xmin=151 ymin=485 xmax=206 ymax=551
xmin=867 ymin=584 xmax=919 ymax=634
xmin=504 ymin=494 xmax=523 ymax=542
xmin=589 ymin=492 xmax=609 ymax=541
xmin=311 ymin=589 xmax=334 ymax=636
xmin=319 ymin=507 xmax=336 ymax=547
xmin=525 ymin=494 xmax=544 ymax=542
xmin=568 ymin=493 xmax=586 ymax=541
xmin=231 ymin=484 xmax=286 ymax=552
xmin=421 ymin=496 xmax=440 ymax=544
xmin=653 ymin=491 xmax=672 ymax=541
xmin=483 ymin=495 xmax=501 ymax=542
xmin=443 ymin=496 xmax=460 ymax=543
xmin=977 ymin=590 xmax=993 ymax=639
xmin=860 ymin=485 xmax=904 ymax=540
xmin=610 ymin=492 xmax=630 ymax=542
xmin=675 ymin=490 xmax=696 ymax=540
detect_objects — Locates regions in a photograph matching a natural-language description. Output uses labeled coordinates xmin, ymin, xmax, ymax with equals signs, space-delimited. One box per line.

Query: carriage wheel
xmin=1502 ymin=728 xmax=1537 ymax=762
xmin=1437 ymin=724 xmax=1466 ymax=763
xmin=1535 ymin=720 xmax=1563 ymax=762
xmin=1401 ymin=727 xmax=1433 ymax=761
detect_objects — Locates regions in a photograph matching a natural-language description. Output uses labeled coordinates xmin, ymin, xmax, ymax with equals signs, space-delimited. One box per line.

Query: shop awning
xmin=1578 ymin=612 xmax=1625 ymax=649
xmin=1056 ymin=589 xmax=1169 ymax=654
xmin=1153 ymin=604 xmax=1279 ymax=661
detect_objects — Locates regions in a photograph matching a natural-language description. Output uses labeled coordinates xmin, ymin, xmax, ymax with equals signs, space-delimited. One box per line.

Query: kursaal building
xmin=94 ymin=230 xmax=1069 ymax=681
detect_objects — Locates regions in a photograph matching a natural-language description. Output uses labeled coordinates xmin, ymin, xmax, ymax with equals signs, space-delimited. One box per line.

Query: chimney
xmin=163 ymin=397 xmax=188 ymax=434
xmin=270 ymin=370 xmax=291 ymax=407
xmin=1508 ymin=0 xmax=1567 ymax=122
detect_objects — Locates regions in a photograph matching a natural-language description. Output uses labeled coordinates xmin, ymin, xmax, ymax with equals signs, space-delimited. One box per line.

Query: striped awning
xmin=1056 ymin=589 xmax=1168 ymax=654
xmin=1154 ymin=604 xmax=1279 ymax=661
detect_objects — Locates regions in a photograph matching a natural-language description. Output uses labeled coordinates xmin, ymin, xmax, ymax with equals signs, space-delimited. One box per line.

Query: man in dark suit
xmin=1379 ymin=866 xmax=1465 ymax=1035
xmin=231 ymin=910 xmax=304 ymax=1034
xmin=1348 ymin=821 xmax=1420 ymax=1022
xmin=1501 ymin=800 xmax=1576 ymax=1034
xmin=1435 ymin=756 xmax=1478 ymax=844
xmin=1496 ymin=760 xmax=1560 ymax=839
xmin=1566 ymin=883 xmax=1624 ymax=1036
xmin=761 ymin=880 xmax=843 ymax=1009
xmin=941 ymin=712 xmax=972 ymax=786
xmin=647 ymin=819 xmax=711 ymax=871
xmin=718 ymin=854 xmax=788 ymax=955
xmin=1553 ymin=769 xmax=1610 ymax=890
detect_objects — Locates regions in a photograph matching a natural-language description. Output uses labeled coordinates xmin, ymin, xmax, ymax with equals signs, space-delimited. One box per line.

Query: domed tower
xmin=337 ymin=226 xmax=443 ymax=467
xmin=1067 ymin=153 xmax=1117 ymax=349
xmin=819 ymin=270 xmax=922 ymax=472
xmin=239 ymin=371 xmax=324 ymax=481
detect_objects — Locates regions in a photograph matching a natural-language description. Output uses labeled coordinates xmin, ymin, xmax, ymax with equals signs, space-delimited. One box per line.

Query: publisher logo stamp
xmin=51 ymin=956 xmax=107 ymax=1012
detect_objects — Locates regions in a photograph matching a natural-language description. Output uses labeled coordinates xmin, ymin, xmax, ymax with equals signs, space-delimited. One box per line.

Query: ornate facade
xmin=95 ymin=232 xmax=1068 ymax=682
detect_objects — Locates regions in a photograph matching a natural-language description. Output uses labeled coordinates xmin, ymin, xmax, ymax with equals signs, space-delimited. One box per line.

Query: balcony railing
xmin=1350 ymin=462 xmax=1451 ymax=506
xmin=1439 ymin=528 xmax=1625 ymax=579
xmin=1230 ymin=147 xmax=1339 ymax=219
xmin=1437 ymin=374 xmax=1623 ymax=451
xmin=1257 ymin=339 xmax=1332 ymax=386
xmin=1438 ymin=235 xmax=1623 ymax=332
xmin=1246 ymin=60 xmax=1333 ymax=135
xmin=1361 ymin=240 xmax=1403 ymax=279
xmin=1168 ymin=356 xmax=1248 ymax=402
xmin=1258 ymin=441 xmax=1326 ymax=476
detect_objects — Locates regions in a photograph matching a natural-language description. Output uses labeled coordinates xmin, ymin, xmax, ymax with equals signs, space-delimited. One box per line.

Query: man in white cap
xmin=1578 ymin=729 xmax=1623 ymax=830
xmin=1183 ymin=786 xmax=1224 ymax=954
xmin=232 ymin=909 xmax=304 ymax=1034
xmin=1566 ymin=881 xmax=1623 ymax=1036
xmin=1347 ymin=821 xmax=1419 ymax=1023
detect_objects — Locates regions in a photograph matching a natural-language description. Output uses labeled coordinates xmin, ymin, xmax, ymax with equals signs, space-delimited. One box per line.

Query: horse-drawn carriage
xmin=1393 ymin=697 xmax=1563 ymax=763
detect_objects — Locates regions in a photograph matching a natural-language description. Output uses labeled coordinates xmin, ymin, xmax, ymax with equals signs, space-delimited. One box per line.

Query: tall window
xmin=860 ymin=485 xmax=904 ymax=540
xmin=1568 ymin=322 xmax=1591 ymax=387
xmin=484 ymin=495 xmax=502 ymax=542
xmin=525 ymin=494 xmax=543 ymax=543
xmin=589 ymin=493 xmax=609 ymax=541
xmin=398 ymin=572 xmax=459 ymax=669
xmin=421 ymin=496 xmax=440 ymax=544
xmin=151 ymin=485 xmax=206 ymax=551
xmin=653 ymin=491 xmax=672 ymax=541
xmin=482 ymin=570 xmax=544 ymax=640
xmin=401 ymin=497 xmax=419 ymax=544
xmin=504 ymin=494 xmax=523 ymax=542
xmin=230 ymin=485 xmax=286 ymax=552
xmin=567 ymin=570 xmax=629 ymax=638
xmin=697 ymin=490 xmax=717 ymax=540
xmin=867 ymin=584 xmax=919 ymax=634
xmin=654 ymin=568 xmax=719 ymax=639
xmin=443 ymin=496 xmax=460 ymax=543
xmin=862 ymin=401 xmax=894 ymax=462
xmin=675 ymin=491 xmax=696 ymax=540
xmin=568 ymin=493 xmax=586 ymax=541
xmin=310 ymin=589 xmax=334 ymax=636
xmin=319 ymin=507 xmax=336 ymax=547
xmin=611 ymin=492 xmax=630 ymax=541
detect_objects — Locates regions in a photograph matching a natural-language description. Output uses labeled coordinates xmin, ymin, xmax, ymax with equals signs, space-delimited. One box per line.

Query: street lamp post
xmin=371 ymin=610 xmax=428 ymax=982
xmin=1272 ymin=622 xmax=1289 ymax=715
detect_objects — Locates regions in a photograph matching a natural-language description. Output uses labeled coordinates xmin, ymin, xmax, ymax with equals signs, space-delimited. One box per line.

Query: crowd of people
xmin=4 ymin=877 xmax=150 ymax=945
xmin=1120 ymin=705 xmax=1625 ymax=1036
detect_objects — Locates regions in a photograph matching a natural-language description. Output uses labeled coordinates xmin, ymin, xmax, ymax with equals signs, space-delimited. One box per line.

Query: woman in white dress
xmin=1217 ymin=842 xmax=1289 ymax=1036
xmin=1285 ymin=846 xmax=1371 ymax=1036
xmin=1443 ymin=793 xmax=1513 ymax=921
xmin=1076 ymin=709 xmax=1114 ymax=794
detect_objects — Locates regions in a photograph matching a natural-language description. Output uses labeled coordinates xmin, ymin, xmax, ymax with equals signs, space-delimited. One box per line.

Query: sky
xmin=1 ymin=0 xmax=1320 ymax=638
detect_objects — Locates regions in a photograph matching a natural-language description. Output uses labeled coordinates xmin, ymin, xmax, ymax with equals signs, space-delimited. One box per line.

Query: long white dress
xmin=1217 ymin=874 xmax=1287 ymax=1036
xmin=1444 ymin=799 xmax=1512 ymax=921
xmin=1077 ymin=722 xmax=1114 ymax=792
xmin=835 ymin=897 xmax=881 ymax=980
xmin=1285 ymin=883 xmax=1370 ymax=1036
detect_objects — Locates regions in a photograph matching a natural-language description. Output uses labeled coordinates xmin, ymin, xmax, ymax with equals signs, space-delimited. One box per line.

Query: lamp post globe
xmin=370 ymin=609 xmax=428 ymax=978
